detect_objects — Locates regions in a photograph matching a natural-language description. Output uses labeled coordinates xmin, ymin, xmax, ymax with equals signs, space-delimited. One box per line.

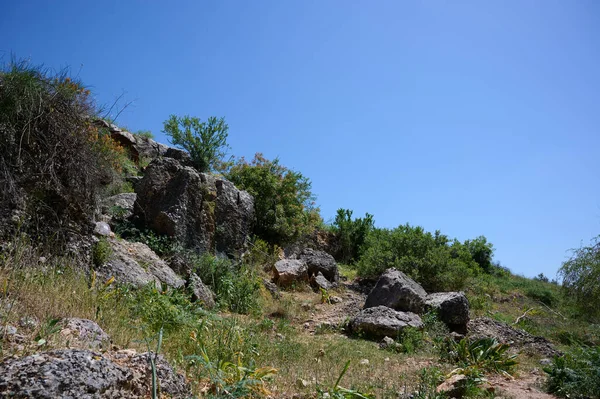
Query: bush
xmin=356 ymin=225 xmax=480 ymax=292
xmin=162 ymin=114 xmax=229 ymax=173
xmin=441 ymin=337 xmax=518 ymax=376
xmin=544 ymin=345 xmax=600 ymax=399
xmin=332 ymin=209 xmax=374 ymax=264
xmin=226 ymin=153 xmax=321 ymax=246
xmin=464 ymin=236 xmax=494 ymax=273
xmin=559 ymin=235 xmax=600 ymax=322
xmin=0 ymin=60 xmax=125 ymax=243
xmin=92 ymin=237 xmax=112 ymax=267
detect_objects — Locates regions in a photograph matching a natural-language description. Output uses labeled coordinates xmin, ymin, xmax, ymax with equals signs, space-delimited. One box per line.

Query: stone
xmin=298 ymin=248 xmax=338 ymax=284
xmin=311 ymin=271 xmax=332 ymax=290
xmin=350 ymin=306 xmax=423 ymax=340
xmin=101 ymin=193 xmax=136 ymax=222
xmin=273 ymin=259 xmax=308 ymax=286
xmin=95 ymin=238 xmax=184 ymax=289
xmin=134 ymin=158 xmax=254 ymax=256
xmin=363 ymin=268 xmax=428 ymax=314
xmin=0 ymin=349 xmax=191 ymax=398
xmin=436 ymin=374 xmax=467 ymax=397
xmin=359 ymin=359 xmax=369 ymax=366
xmin=330 ymin=296 xmax=343 ymax=304
xmin=60 ymin=318 xmax=110 ymax=349
xmin=262 ymin=278 xmax=281 ymax=299
xmin=425 ymin=292 xmax=470 ymax=332
xmin=188 ymin=273 xmax=215 ymax=309
xmin=379 ymin=336 xmax=395 ymax=349
xmin=93 ymin=221 xmax=111 ymax=237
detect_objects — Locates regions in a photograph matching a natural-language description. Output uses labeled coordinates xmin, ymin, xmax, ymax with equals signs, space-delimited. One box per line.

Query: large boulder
xmin=363 ymin=268 xmax=428 ymax=313
xmin=100 ymin=193 xmax=136 ymax=224
xmin=59 ymin=318 xmax=110 ymax=350
xmin=188 ymin=273 xmax=216 ymax=309
xmin=95 ymin=238 xmax=184 ymax=288
xmin=425 ymin=292 xmax=470 ymax=332
xmin=273 ymin=259 xmax=308 ymax=287
xmin=298 ymin=248 xmax=338 ymax=284
xmin=350 ymin=306 xmax=423 ymax=339
xmin=134 ymin=158 xmax=254 ymax=256
xmin=0 ymin=349 xmax=191 ymax=398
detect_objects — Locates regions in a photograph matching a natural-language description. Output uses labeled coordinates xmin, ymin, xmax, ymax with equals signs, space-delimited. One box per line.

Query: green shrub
xmin=441 ymin=337 xmax=518 ymax=376
xmin=464 ymin=236 xmax=494 ymax=273
xmin=162 ymin=114 xmax=229 ymax=173
xmin=332 ymin=209 xmax=374 ymax=264
xmin=226 ymin=153 xmax=321 ymax=246
xmin=92 ymin=238 xmax=112 ymax=267
xmin=134 ymin=129 xmax=154 ymax=139
xmin=544 ymin=345 xmax=600 ymax=399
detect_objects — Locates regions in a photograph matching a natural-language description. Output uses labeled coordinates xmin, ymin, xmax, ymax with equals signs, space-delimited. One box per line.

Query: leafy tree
xmin=464 ymin=236 xmax=494 ymax=273
xmin=559 ymin=236 xmax=600 ymax=321
xmin=333 ymin=208 xmax=374 ymax=263
xmin=162 ymin=115 xmax=229 ymax=172
xmin=226 ymin=153 xmax=321 ymax=246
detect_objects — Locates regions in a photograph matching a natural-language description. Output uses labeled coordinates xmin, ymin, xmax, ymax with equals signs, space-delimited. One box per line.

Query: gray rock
xmin=95 ymin=238 xmax=184 ymax=288
xmin=379 ymin=336 xmax=396 ymax=349
xmin=273 ymin=259 xmax=308 ymax=286
xmin=298 ymin=248 xmax=338 ymax=284
xmin=93 ymin=222 xmax=111 ymax=237
xmin=311 ymin=271 xmax=332 ymax=290
xmin=188 ymin=273 xmax=215 ymax=309
xmin=164 ymin=147 xmax=193 ymax=166
xmin=363 ymin=268 xmax=428 ymax=313
xmin=262 ymin=278 xmax=281 ymax=299
xmin=101 ymin=193 xmax=136 ymax=222
xmin=351 ymin=306 xmax=423 ymax=340
xmin=425 ymin=292 xmax=470 ymax=332
xmin=60 ymin=318 xmax=110 ymax=349
xmin=134 ymin=158 xmax=254 ymax=256
xmin=0 ymin=349 xmax=191 ymax=398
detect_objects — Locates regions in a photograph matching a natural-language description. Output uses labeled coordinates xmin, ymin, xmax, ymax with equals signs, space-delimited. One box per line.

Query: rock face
xmin=350 ymin=306 xmax=423 ymax=339
xmin=298 ymin=248 xmax=338 ymax=284
xmin=426 ymin=292 xmax=470 ymax=332
xmin=100 ymin=193 xmax=136 ymax=224
xmin=134 ymin=158 xmax=254 ymax=256
xmin=94 ymin=120 xmax=168 ymax=163
xmin=363 ymin=269 xmax=428 ymax=314
xmin=95 ymin=238 xmax=184 ymax=288
xmin=59 ymin=318 xmax=110 ymax=349
xmin=273 ymin=259 xmax=308 ymax=286
xmin=0 ymin=349 xmax=191 ymax=398
xmin=188 ymin=273 xmax=215 ymax=309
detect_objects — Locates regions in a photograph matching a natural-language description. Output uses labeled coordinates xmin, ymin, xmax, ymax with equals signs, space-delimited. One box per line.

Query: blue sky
xmin=2 ymin=1 xmax=599 ymax=278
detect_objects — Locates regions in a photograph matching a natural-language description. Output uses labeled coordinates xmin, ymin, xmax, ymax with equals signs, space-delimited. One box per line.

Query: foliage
xmin=162 ymin=114 xmax=229 ymax=172
xmin=0 ymin=60 xmax=125 ymax=244
xmin=134 ymin=129 xmax=154 ymax=139
xmin=226 ymin=153 xmax=321 ymax=246
xmin=357 ymin=225 xmax=481 ymax=292
xmin=332 ymin=209 xmax=374 ymax=264
xmin=92 ymin=237 xmax=112 ymax=267
xmin=441 ymin=337 xmax=518 ymax=377
xmin=244 ymin=238 xmax=280 ymax=272
xmin=409 ymin=367 xmax=446 ymax=399
xmin=559 ymin=235 xmax=600 ymax=321
xmin=316 ymin=361 xmax=375 ymax=399
xmin=544 ymin=345 xmax=600 ymax=399
xmin=190 ymin=253 xmax=261 ymax=314
xmin=464 ymin=236 xmax=494 ymax=273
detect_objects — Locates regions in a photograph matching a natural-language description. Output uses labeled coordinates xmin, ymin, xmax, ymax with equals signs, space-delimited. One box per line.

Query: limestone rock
xmin=298 ymin=248 xmax=338 ymax=284
xmin=188 ymin=273 xmax=215 ymax=309
xmin=273 ymin=259 xmax=308 ymax=286
xmin=350 ymin=306 xmax=423 ymax=339
xmin=311 ymin=271 xmax=332 ymax=290
xmin=425 ymin=292 xmax=470 ymax=332
xmin=363 ymin=268 xmax=428 ymax=313
xmin=60 ymin=318 xmax=110 ymax=349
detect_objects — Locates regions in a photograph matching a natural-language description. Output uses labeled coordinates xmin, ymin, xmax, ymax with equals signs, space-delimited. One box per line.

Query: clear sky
xmin=2 ymin=1 xmax=599 ymax=278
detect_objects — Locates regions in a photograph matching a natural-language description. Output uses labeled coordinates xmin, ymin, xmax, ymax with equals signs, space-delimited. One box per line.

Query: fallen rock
xmin=60 ymin=318 xmax=110 ymax=349
xmin=437 ymin=374 xmax=467 ymax=397
xmin=188 ymin=273 xmax=215 ymax=309
xmin=95 ymin=238 xmax=184 ymax=288
xmin=379 ymin=336 xmax=396 ymax=350
xmin=350 ymin=306 xmax=423 ymax=340
xmin=134 ymin=158 xmax=254 ymax=256
xmin=311 ymin=271 xmax=332 ymax=290
xmin=93 ymin=222 xmax=111 ymax=237
xmin=425 ymin=292 xmax=470 ymax=333
xmin=274 ymin=259 xmax=308 ymax=286
xmin=298 ymin=248 xmax=338 ymax=284
xmin=363 ymin=268 xmax=428 ymax=314
xmin=0 ymin=349 xmax=191 ymax=398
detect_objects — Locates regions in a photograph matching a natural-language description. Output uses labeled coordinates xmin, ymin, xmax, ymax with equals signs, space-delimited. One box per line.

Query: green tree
xmin=226 ymin=153 xmax=320 ymax=246
xmin=464 ymin=236 xmax=494 ymax=273
xmin=559 ymin=235 xmax=600 ymax=321
xmin=333 ymin=208 xmax=374 ymax=263
xmin=162 ymin=115 xmax=229 ymax=172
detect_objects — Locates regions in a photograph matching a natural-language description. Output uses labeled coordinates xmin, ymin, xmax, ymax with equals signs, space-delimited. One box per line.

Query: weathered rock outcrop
xmin=188 ymin=273 xmax=216 ymax=309
xmin=298 ymin=248 xmax=339 ymax=284
xmin=100 ymin=193 xmax=136 ymax=225
xmin=363 ymin=269 xmax=428 ymax=313
xmin=59 ymin=318 xmax=110 ymax=350
xmin=94 ymin=120 xmax=169 ymax=163
xmin=95 ymin=238 xmax=184 ymax=288
xmin=134 ymin=158 xmax=254 ymax=256
xmin=426 ymin=292 xmax=470 ymax=333
xmin=273 ymin=259 xmax=308 ymax=286
xmin=351 ymin=306 xmax=423 ymax=339
xmin=0 ymin=349 xmax=191 ymax=398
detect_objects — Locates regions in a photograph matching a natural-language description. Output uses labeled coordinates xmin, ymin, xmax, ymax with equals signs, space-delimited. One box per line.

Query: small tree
xmin=162 ymin=115 xmax=229 ymax=172
xmin=333 ymin=208 xmax=374 ymax=264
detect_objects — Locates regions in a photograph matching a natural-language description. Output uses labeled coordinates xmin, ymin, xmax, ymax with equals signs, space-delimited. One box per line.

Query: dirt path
xmin=489 ymin=372 xmax=557 ymax=399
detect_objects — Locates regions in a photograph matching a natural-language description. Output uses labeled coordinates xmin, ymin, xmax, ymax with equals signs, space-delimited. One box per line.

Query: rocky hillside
xmin=1 ymin=62 xmax=599 ymax=399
